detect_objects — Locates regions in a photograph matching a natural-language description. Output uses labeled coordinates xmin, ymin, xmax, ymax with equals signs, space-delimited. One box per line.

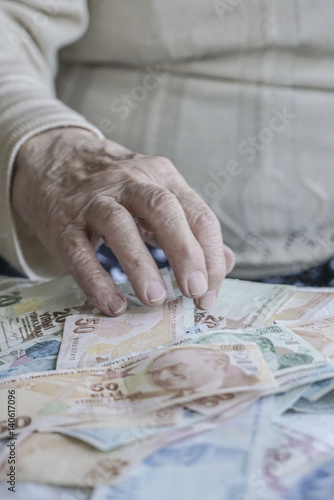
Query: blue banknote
xmin=0 ymin=337 xmax=60 ymax=380
xmin=89 ymin=399 xmax=272 ymax=500
xmin=284 ymin=458 xmax=334 ymax=500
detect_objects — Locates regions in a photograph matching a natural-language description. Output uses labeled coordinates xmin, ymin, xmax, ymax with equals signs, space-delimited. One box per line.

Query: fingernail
xmin=188 ymin=271 xmax=208 ymax=296
xmin=198 ymin=290 xmax=216 ymax=310
xmin=147 ymin=281 xmax=166 ymax=303
xmin=108 ymin=294 xmax=126 ymax=315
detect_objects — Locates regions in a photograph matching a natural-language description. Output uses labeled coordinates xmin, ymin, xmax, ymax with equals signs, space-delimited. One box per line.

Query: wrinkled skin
xmin=12 ymin=127 xmax=235 ymax=316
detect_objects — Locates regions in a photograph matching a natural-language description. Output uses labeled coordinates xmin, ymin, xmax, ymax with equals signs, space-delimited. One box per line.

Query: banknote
xmin=273 ymin=385 xmax=309 ymax=415
xmin=166 ymin=267 xmax=182 ymax=298
xmin=90 ymin=397 xmax=273 ymax=500
xmin=255 ymin=421 xmax=334 ymax=499
xmin=0 ymin=272 xmax=292 ymax=353
xmin=0 ymin=409 xmax=220 ymax=487
xmin=277 ymin=363 xmax=334 ymax=394
xmin=277 ymin=316 xmax=334 ymax=362
xmin=275 ymin=411 xmax=334 ymax=449
xmin=271 ymin=288 xmax=334 ymax=323
xmin=98 ymin=340 xmax=277 ymax=399
xmin=272 ymin=412 xmax=334 ymax=500
xmin=53 ymin=422 xmax=173 ymax=453
xmin=0 ymin=378 xmax=183 ymax=438
xmin=2 ymin=269 xmax=334 ymax=497
xmin=291 ymin=390 xmax=334 ymax=413
xmin=0 ymin=431 xmax=165 ymax=487
xmin=283 ymin=458 xmax=334 ymax=500
xmin=185 ymin=392 xmax=259 ymax=416
xmin=302 ymin=377 xmax=334 ymax=402
xmin=0 ymin=275 xmax=94 ymax=352
xmin=55 ymin=409 xmax=181 ymax=434
xmin=53 ymin=409 xmax=203 ymax=452
xmin=0 ymin=482 xmax=90 ymax=500
xmin=56 ymin=297 xmax=193 ymax=370
xmin=0 ymin=277 xmax=32 ymax=293
xmin=0 ymin=334 xmax=61 ymax=381
xmin=182 ymin=325 xmax=328 ymax=376
xmin=0 ymin=342 xmax=275 ymax=436
xmin=194 ymin=279 xmax=293 ymax=332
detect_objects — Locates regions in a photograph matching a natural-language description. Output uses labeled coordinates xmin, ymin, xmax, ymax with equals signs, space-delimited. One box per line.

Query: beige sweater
xmin=1 ymin=0 xmax=334 ymax=280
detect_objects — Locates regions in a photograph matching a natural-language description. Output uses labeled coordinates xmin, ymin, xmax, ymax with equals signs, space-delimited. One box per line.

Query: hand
xmin=12 ymin=127 xmax=235 ymax=316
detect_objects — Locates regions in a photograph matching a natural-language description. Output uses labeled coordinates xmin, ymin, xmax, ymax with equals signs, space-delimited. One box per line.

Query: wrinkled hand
xmin=12 ymin=128 xmax=235 ymax=316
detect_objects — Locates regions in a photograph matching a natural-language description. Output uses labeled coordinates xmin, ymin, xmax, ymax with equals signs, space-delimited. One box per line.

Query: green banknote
xmin=183 ymin=325 xmax=327 ymax=375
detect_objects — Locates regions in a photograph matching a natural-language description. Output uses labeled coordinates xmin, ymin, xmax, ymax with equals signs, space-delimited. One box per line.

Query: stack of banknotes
xmin=1 ymin=269 xmax=334 ymax=499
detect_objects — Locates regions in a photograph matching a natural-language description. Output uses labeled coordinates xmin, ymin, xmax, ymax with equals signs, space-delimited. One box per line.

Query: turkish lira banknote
xmin=1 ymin=268 xmax=334 ymax=496
xmin=277 ymin=315 xmax=334 ymax=360
xmin=0 ymin=275 xmax=93 ymax=352
xmin=185 ymin=325 xmax=328 ymax=376
xmin=0 ymin=342 xmax=275 ymax=438
xmin=56 ymin=297 xmax=193 ymax=369
xmin=89 ymin=397 xmax=274 ymax=500
xmin=194 ymin=279 xmax=293 ymax=331
xmin=271 ymin=288 xmax=334 ymax=323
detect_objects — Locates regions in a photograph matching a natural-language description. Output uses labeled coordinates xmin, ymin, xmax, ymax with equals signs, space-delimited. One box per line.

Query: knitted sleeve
xmin=0 ymin=0 xmax=103 ymax=279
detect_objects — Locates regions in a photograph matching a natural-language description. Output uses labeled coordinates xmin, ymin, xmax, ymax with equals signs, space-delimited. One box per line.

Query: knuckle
xmin=146 ymin=187 xmax=178 ymax=213
xmin=154 ymin=155 xmax=174 ymax=169
xmin=124 ymin=257 xmax=146 ymax=281
xmin=117 ymin=171 xmax=135 ymax=185
xmin=190 ymin=209 xmax=221 ymax=234
xmin=152 ymin=156 xmax=177 ymax=176
xmin=87 ymin=196 xmax=132 ymax=235
xmin=107 ymin=214 xmax=132 ymax=236
xmin=87 ymin=196 xmax=122 ymax=221
xmin=207 ymin=248 xmax=227 ymax=282
xmin=163 ymin=235 xmax=194 ymax=263
xmin=212 ymin=262 xmax=226 ymax=280
xmin=58 ymin=233 xmax=107 ymax=288
xmin=66 ymin=246 xmax=89 ymax=269
xmin=178 ymin=242 xmax=195 ymax=262
xmin=60 ymin=237 xmax=90 ymax=270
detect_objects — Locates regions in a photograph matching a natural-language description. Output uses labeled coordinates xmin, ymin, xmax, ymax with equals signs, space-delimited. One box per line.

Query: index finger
xmin=55 ymin=226 xmax=127 ymax=316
